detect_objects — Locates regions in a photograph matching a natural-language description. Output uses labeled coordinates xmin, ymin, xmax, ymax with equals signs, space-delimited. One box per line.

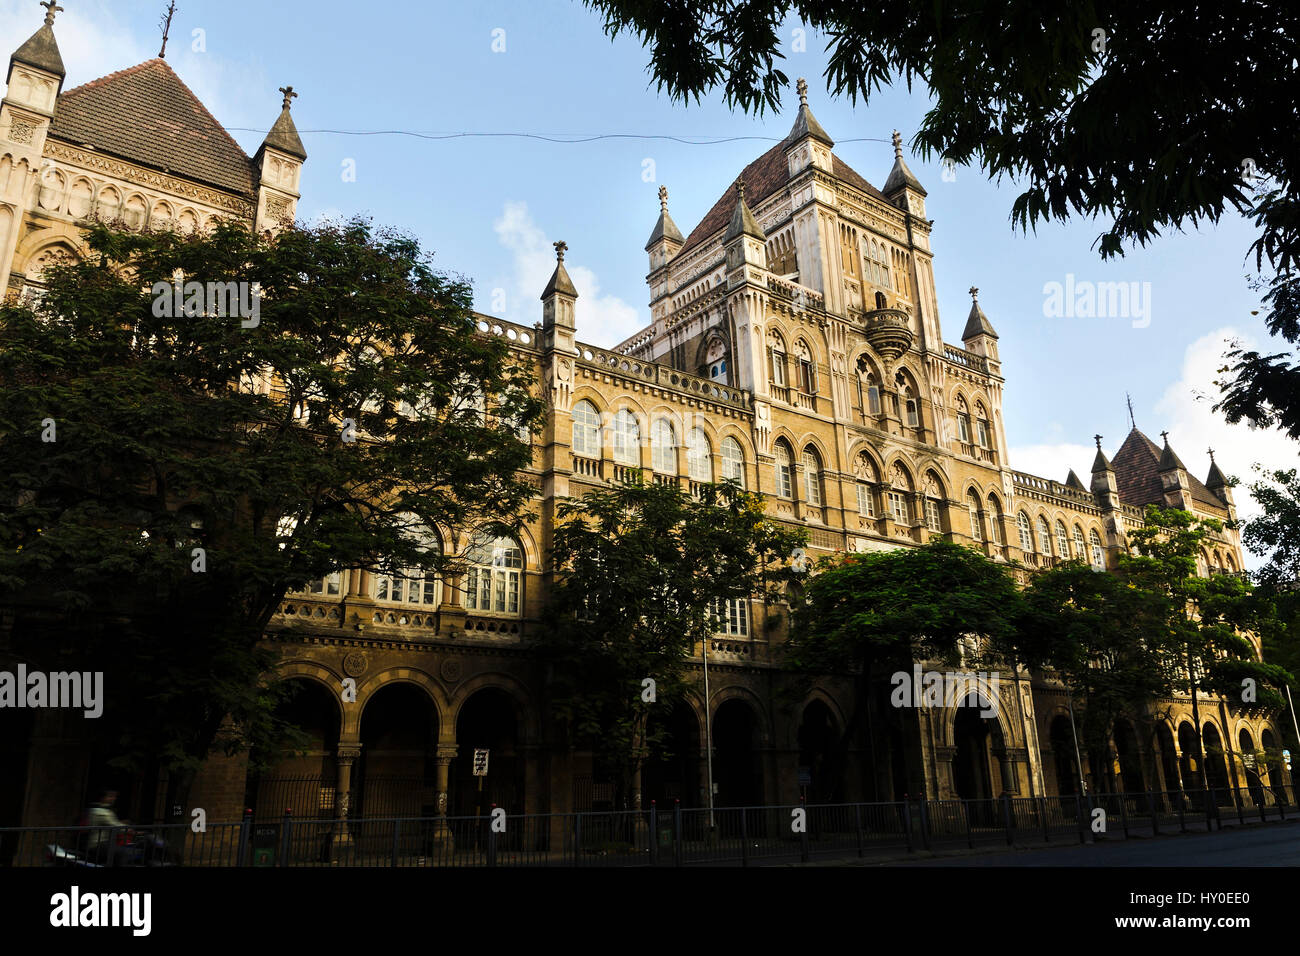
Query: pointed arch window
xmin=955 ymin=395 xmax=971 ymax=444
xmin=572 ymin=400 xmax=601 ymax=458
xmin=854 ymin=453 xmax=877 ymax=519
xmin=923 ymin=474 xmax=943 ymax=532
xmin=721 ymin=436 xmax=745 ymax=486
xmin=1090 ymin=529 xmax=1105 ymax=571
xmin=802 ymin=448 xmax=824 ymax=507
xmin=686 ymin=428 xmax=712 ymax=482
xmin=652 ymin=418 xmax=677 ymax=473
xmin=1037 ymin=516 xmax=1053 ymax=555
xmin=464 ymin=531 xmax=524 ymax=616
xmin=774 ymin=442 xmax=794 ymax=499
xmin=856 ymin=357 xmax=882 ymax=417
xmin=987 ymin=498 xmax=1004 ymax=546
xmin=797 ymin=341 xmax=817 ymax=394
xmin=975 ymin=402 xmax=992 ymax=449
xmin=967 ymin=491 xmax=982 ymax=541
xmin=1056 ymin=521 xmax=1071 ymax=558
xmin=374 ymin=519 xmax=442 ymax=606
xmin=768 ymin=333 xmax=787 ymax=390
xmin=1018 ymin=512 xmax=1034 ymax=552
xmin=612 ymin=409 xmax=640 ymax=466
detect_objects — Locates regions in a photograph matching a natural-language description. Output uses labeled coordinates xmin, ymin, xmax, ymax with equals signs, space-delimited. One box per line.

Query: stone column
xmin=333 ymin=745 xmax=361 ymax=848
xmin=432 ymin=745 xmax=456 ymax=848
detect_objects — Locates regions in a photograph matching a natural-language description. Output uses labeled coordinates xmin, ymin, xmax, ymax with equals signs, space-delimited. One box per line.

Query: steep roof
xmin=48 ymin=59 xmax=255 ymax=196
xmin=645 ymin=208 xmax=684 ymax=250
xmin=677 ymin=141 xmax=890 ymax=257
xmin=1110 ymin=428 xmax=1224 ymax=511
xmin=10 ymin=21 xmax=64 ymax=80
xmin=542 ymin=259 xmax=577 ymax=299
xmin=261 ymin=105 xmax=306 ymax=161
xmin=961 ymin=299 xmax=998 ymax=340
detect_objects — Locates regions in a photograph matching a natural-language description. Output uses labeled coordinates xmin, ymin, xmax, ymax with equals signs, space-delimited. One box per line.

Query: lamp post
xmin=703 ymin=635 xmax=716 ymax=833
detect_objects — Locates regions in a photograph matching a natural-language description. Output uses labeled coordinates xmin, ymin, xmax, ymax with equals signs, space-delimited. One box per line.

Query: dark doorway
xmin=643 ymin=700 xmax=700 ymax=809
xmin=1155 ymin=723 xmax=1180 ymax=794
xmin=1113 ymin=720 xmax=1145 ymax=793
xmin=1203 ymin=723 xmax=1230 ymax=793
xmin=952 ymin=702 xmax=993 ymax=801
xmin=713 ymin=699 xmax=762 ymax=807
xmin=454 ymin=688 xmax=522 ymax=816
xmin=796 ymin=700 xmax=843 ymax=803
xmin=356 ymin=683 xmax=438 ymax=818
xmin=1178 ymin=722 xmax=1202 ymax=791
xmin=247 ymin=678 xmax=341 ymax=820
xmin=1050 ymin=715 xmax=1079 ymax=797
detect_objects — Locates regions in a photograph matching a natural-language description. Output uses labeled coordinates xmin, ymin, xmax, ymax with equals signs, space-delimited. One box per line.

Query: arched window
xmin=802 ymin=448 xmax=824 ymax=507
xmin=1056 ymin=521 xmax=1070 ymax=558
xmin=987 ymin=497 xmax=1004 ymax=545
xmin=1073 ymin=525 xmax=1087 ymax=561
xmin=612 ymin=408 xmax=640 ymax=466
xmin=975 ymin=402 xmax=992 ymax=449
xmin=874 ymin=291 xmax=887 ymax=310
xmin=686 ymin=428 xmax=712 ymax=482
xmin=721 ymin=436 xmax=745 ymax=486
xmin=652 ymin=418 xmax=677 ymax=473
xmin=797 ymin=341 xmax=817 ymax=394
xmin=967 ymin=491 xmax=982 ymax=541
xmin=572 ymin=400 xmax=600 ymax=458
xmin=923 ymin=474 xmax=943 ymax=532
xmin=1090 ymin=529 xmax=1105 ymax=571
xmin=306 ymin=571 xmax=343 ymax=597
xmin=464 ymin=531 xmax=523 ymax=616
xmin=774 ymin=442 xmax=794 ymax=499
xmin=1018 ymin=512 xmax=1034 ymax=552
xmin=711 ymin=597 xmax=749 ymax=637
xmin=1037 ymin=516 xmax=1053 ymax=555
xmin=888 ymin=464 xmax=912 ymax=527
xmin=857 ymin=357 xmax=882 ymax=417
xmin=855 ymin=453 xmax=877 ymax=518
xmin=905 ymin=393 xmax=919 ymax=428
xmin=768 ymin=332 xmax=787 ymax=390
xmin=374 ymin=520 xmax=442 ymax=606
xmin=955 ymin=395 xmax=971 ymax=444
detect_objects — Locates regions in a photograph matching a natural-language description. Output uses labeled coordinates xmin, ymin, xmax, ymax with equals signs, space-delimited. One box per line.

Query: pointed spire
xmin=542 ymin=240 xmax=578 ymax=299
xmin=11 ymin=0 xmax=66 ymax=81
xmin=1205 ymin=448 xmax=1229 ymax=489
xmin=1065 ymin=468 xmax=1088 ymax=491
xmin=260 ymin=85 xmax=306 ymax=160
xmin=1157 ymin=430 xmax=1187 ymax=472
xmin=1092 ymin=434 xmax=1113 ymax=473
xmin=882 ymin=128 xmax=927 ymax=197
xmin=961 ymin=286 xmax=998 ymax=340
xmin=645 ymin=184 xmax=684 ymax=250
xmin=784 ymin=77 xmax=834 ymax=148
xmin=725 ymin=179 xmax=765 ymax=242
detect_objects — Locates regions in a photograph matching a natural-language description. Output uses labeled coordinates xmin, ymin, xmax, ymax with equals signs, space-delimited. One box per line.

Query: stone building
xmin=0 ymin=8 xmax=1285 ymax=832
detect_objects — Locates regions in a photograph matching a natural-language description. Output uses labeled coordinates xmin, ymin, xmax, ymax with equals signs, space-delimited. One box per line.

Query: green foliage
xmin=0 ymin=217 xmax=541 ymax=780
xmin=788 ymin=539 xmax=1022 ymax=676
xmin=540 ymin=478 xmax=804 ymax=799
xmin=1237 ymin=466 xmax=1300 ymax=589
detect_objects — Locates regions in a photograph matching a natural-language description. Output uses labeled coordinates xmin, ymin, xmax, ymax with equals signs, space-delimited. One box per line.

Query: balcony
xmin=861 ymin=308 xmax=913 ymax=361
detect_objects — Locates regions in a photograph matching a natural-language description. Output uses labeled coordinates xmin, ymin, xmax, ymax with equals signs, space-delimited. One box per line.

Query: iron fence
xmin=3 ymin=783 xmax=1292 ymax=868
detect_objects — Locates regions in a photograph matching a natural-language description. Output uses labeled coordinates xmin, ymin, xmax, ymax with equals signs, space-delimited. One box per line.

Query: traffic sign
xmin=473 ymin=748 xmax=490 ymax=776
xmin=797 ymin=766 xmax=812 ymax=787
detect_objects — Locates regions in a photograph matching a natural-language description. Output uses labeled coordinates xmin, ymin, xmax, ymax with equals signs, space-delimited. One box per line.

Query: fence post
xmin=487 ymin=804 xmax=497 ymax=868
xmin=1040 ymin=797 xmax=1050 ymax=843
xmin=918 ymin=797 xmax=931 ymax=851
xmin=965 ymin=800 xmax=974 ymax=849
xmin=1075 ymin=794 xmax=1086 ymax=845
xmin=855 ymin=803 xmax=865 ymax=857
xmin=1118 ymin=792 xmax=1129 ymax=838
xmin=1147 ymin=791 xmax=1158 ymax=836
xmin=236 ymin=808 xmax=252 ymax=867
xmin=674 ymin=800 xmax=682 ymax=868
xmin=649 ymin=801 xmax=658 ymax=866
xmin=1234 ymin=786 xmax=1245 ymax=826
xmin=391 ymin=819 xmax=400 ymax=868
xmin=1002 ymin=795 xmax=1014 ymax=846
xmin=279 ymin=809 xmax=293 ymax=867
xmin=740 ymin=807 xmax=749 ymax=868
xmin=1258 ymin=788 xmax=1267 ymax=824
xmin=573 ymin=813 xmax=581 ymax=867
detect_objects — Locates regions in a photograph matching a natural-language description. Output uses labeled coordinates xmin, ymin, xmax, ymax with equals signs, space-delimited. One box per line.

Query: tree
xmin=1017 ymin=560 xmax=1180 ymax=793
xmin=1215 ymin=273 xmax=1300 ymax=444
xmin=540 ymin=478 xmax=804 ymax=811
xmin=787 ymin=539 xmax=1022 ymax=798
xmin=1122 ymin=506 xmax=1291 ymax=792
xmin=0 ymin=217 xmax=542 ymax=817
xmin=1235 ymin=466 xmax=1300 ymax=590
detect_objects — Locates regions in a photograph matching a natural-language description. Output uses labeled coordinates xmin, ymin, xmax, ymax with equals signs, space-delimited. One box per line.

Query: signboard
xmin=472 ymin=748 xmax=490 ymax=777
xmin=797 ymin=767 xmax=812 ymax=787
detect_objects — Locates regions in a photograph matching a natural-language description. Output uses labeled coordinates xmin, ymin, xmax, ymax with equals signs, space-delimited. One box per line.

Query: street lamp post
xmin=703 ymin=636 xmax=715 ymax=833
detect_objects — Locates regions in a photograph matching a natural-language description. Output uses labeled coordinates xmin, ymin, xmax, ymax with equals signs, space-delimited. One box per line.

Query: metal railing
xmin=3 ymin=784 xmax=1292 ymax=868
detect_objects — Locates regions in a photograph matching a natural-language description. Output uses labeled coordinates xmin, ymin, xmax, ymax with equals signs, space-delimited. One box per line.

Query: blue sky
xmin=4 ymin=0 xmax=1294 ymax=563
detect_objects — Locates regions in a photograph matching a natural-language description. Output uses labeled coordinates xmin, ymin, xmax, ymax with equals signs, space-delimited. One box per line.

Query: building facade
xmin=0 ymin=10 xmax=1286 ymax=831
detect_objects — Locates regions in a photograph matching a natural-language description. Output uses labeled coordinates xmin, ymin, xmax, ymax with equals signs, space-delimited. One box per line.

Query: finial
xmin=658 ymin=184 xmax=668 ymax=212
xmin=1094 ymin=434 xmax=1103 ymax=450
xmin=158 ymin=1 xmax=177 ymax=58
xmin=41 ymin=0 xmax=63 ymax=26
xmin=1160 ymin=430 xmax=1170 ymax=445
xmin=1126 ymin=392 xmax=1136 ymax=430
xmin=796 ymin=77 xmax=808 ymax=108
xmin=892 ymin=129 xmax=903 ymax=159
xmin=278 ymin=85 xmax=298 ymax=110
xmin=968 ymin=286 xmax=979 ymax=302
xmin=1207 ymin=447 xmax=1216 ymax=463
xmin=735 ymin=179 xmax=746 ymax=202
xmin=554 ymin=240 xmax=567 ymax=262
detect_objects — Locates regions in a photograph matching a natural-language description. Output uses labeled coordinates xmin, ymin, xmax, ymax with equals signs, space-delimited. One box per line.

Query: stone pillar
xmin=433 ymin=745 xmax=456 ymax=848
xmin=332 ymin=744 xmax=361 ymax=848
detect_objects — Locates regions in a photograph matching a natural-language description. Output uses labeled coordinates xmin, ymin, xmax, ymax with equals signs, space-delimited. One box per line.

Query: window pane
xmin=857 ymin=483 xmax=874 ymax=518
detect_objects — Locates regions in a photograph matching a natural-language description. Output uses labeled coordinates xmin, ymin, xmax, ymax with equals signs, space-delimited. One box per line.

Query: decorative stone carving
xmin=342 ymin=651 xmax=368 ymax=677
xmin=440 ymin=656 xmax=464 ymax=683
xmin=9 ymin=120 xmax=35 ymax=145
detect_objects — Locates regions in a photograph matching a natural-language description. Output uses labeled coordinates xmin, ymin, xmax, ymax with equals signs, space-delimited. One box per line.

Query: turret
xmin=541 ymin=240 xmax=578 ymax=353
xmin=1091 ymin=435 xmax=1119 ymax=505
xmin=1157 ymin=431 xmax=1192 ymax=510
xmin=253 ymin=85 xmax=307 ymax=233
xmin=783 ymin=77 xmax=834 ymax=178
xmin=882 ymin=129 xmax=927 ymax=218
xmin=961 ymin=286 xmax=1000 ymax=367
xmin=645 ymin=185 xmax=682 ymax=325
xmin=724 ymin=179 xmax=766 ymax=275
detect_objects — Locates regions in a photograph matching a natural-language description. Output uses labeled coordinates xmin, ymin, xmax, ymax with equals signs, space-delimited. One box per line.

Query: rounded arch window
xmin=1018 ymin=512 xmax=1034 ymax=552
xmin=464 ymin=531 xmax=524 ymax=616
xmin=612 ymin=408 xmax=640 ymax=465
xmin=1089 ymin=529 xmax=1105 ymax=570
xmin=572 ymin=400 xmax=600 ymax=458
xmin=1037 ymin=516 xmax=1053 ymax=555
xmin=1056 ymin=520 xmax=1070 ymax=558
xmin=652 ymin=418 xmax=677 ymax=473
xmin=374 ymin=518 xmax=442 ymax=606
xmin=687 ymin=428 xmax=712 ymax=482
xmin=720 ymin=436 xmax=744 ymax=486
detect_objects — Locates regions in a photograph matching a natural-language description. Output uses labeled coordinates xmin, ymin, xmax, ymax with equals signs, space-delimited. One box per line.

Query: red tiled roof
xmin=1111 ymin=428 xmax=1225 ymax=513
xmin=677 ymin=141 xmax=892 ymax=257
xmin=48 ymin=59 xmax=255 ymax=196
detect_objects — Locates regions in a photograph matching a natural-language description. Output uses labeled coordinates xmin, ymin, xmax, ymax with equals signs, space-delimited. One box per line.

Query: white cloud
xmin=491 ymin=201 xmax=643 ymax=346
xmin=1011 ymin=326 xmax=1298 ymax=570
